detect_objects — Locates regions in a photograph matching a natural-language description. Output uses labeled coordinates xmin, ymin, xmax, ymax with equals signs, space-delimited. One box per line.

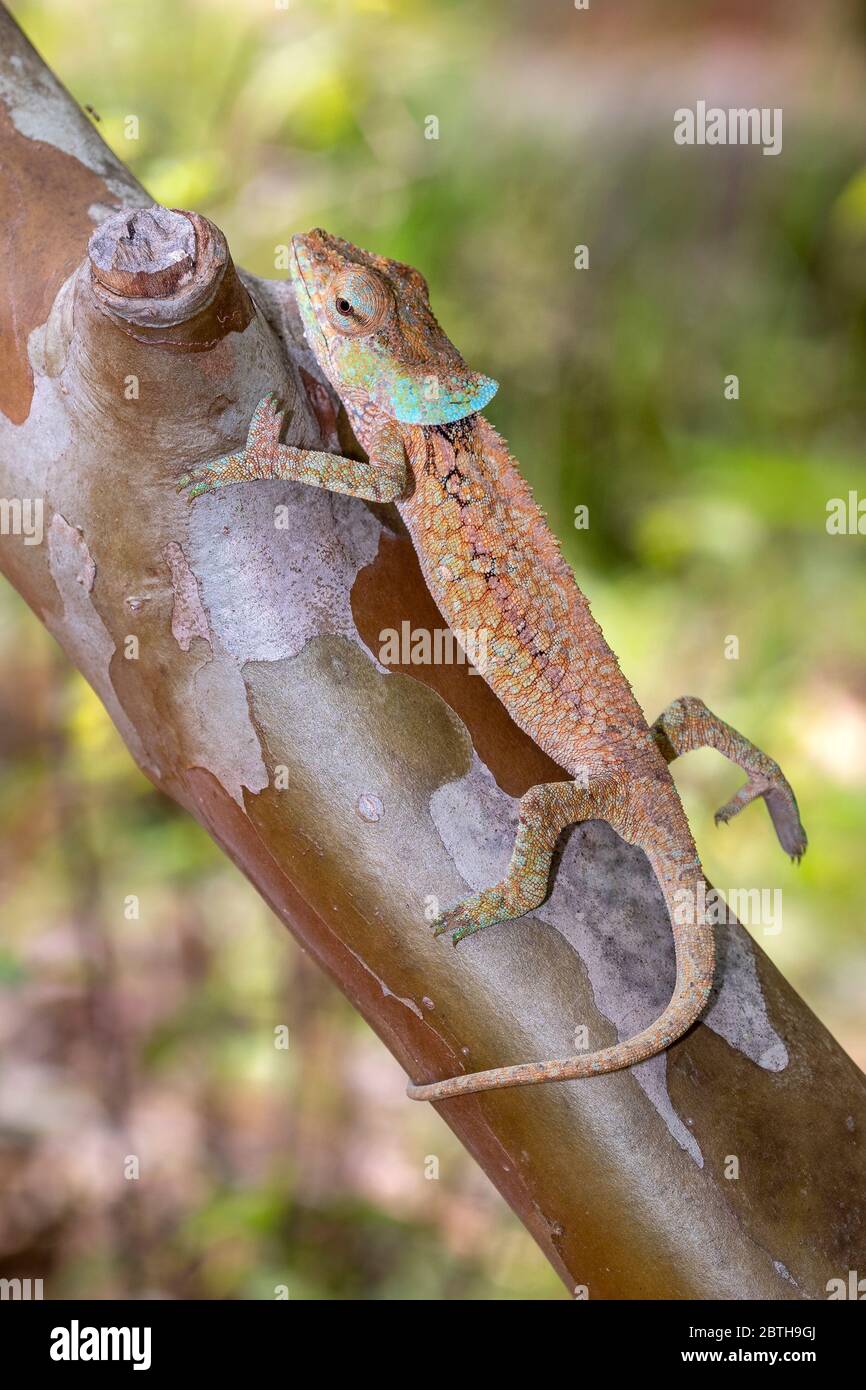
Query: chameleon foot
xmin=177 ymin=394 xmax=284 ymax=498
xmin=177 ymin=449 xmax=246 ymax=498
xmin=652 ymin=695 xmax=807 ymax=861
xmin=714 ymin=776 xmax=806 ymax=862
xmin=432 ymin=887 xmax=525 ymax=946
xmin=431 ymin=777 xmax=614 ymax=946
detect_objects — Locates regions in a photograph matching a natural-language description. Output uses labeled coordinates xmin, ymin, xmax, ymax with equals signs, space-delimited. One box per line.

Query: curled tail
xmin=407 ymin=813 xmax=714 ymax=1103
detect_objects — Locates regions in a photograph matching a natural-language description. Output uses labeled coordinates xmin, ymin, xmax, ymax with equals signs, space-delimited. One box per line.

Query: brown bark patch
xmin=0 ymin=102 xmax=114 ymax=423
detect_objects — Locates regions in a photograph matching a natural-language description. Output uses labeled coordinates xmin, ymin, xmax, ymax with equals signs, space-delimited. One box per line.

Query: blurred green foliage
xmin=1 ymin=0 xmax=865 ymax=1299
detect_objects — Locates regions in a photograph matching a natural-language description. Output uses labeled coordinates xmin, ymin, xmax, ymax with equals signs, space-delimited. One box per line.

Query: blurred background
xmin=1 ymin=0 xmax=865 ymax=1299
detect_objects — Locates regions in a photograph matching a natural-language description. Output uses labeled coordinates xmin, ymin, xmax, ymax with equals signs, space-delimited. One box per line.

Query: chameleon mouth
xmin=289 ymin=233 xmax=331 ymax=366
xmin=290 ymin=229 xmax=331 ymax=287
xmin=288 ymin=232 xmax=314 ymax=297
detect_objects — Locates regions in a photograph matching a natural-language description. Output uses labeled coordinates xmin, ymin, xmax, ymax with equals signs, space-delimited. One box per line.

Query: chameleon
xmin=179 ymin=228 xmax=807 ymax=1104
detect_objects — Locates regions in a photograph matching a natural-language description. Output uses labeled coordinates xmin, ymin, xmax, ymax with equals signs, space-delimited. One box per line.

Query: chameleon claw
xmin=430 ymin=912 xmax=455 ymax=940
xmin=176 ymin=469 xmax=212 ymax=498
xmin=431 ymin=884 xmax=522 ymax=947
xmin=449 ymin=922 xmax=476 ymax=947
xmin=431 ymin=908 xmax=472 ymax=945
xmin=177 ymin=451 xmax=244 ymax=500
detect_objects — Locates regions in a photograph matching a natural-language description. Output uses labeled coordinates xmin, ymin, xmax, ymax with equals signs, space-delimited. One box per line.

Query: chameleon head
xmin=290 ymin=228 xmax=498 ymax=425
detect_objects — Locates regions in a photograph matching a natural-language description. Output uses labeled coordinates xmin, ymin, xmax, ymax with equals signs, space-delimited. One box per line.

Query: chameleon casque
xmin=180 ymin=229 xmax=807 ymax=1103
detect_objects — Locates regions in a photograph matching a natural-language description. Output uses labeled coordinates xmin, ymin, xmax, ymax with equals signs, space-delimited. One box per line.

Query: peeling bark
xmin=1 ymin=4 xmax=865 ymax=1299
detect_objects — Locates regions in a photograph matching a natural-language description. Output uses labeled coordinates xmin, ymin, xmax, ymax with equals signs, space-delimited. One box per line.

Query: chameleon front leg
xmin=651 ymin=695 xmax=807 ymax=860
xmin=178 ymin=392 xmax=408 ymax=503
xmin=432 ymin=775 xmax=623 ymax=945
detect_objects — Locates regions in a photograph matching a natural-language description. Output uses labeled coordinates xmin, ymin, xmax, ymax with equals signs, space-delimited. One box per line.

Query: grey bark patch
xmin=49 ymin=512 xmax=95 ymax=593
xmin=705 ymin=925 xmax=789 ymax=1072
xmin=186 ymin=483 xmax=382 ymax=663
xmin=28 ymin=270 xmax=77 ymax=379
xmin=46 ymin=513 xmax=146 ymax=766
xmin=430 ymin=757 xmax=789 ymax=1166
xmin=175 ymin=479 xmax=383 ymax=807
xmin=187 ymin=644 xmax=269 ymax=808
xmin=164 ymin=541 xmax=210 ymax=652
xmin=774 ymin=1260 xmax=798 ymax=1286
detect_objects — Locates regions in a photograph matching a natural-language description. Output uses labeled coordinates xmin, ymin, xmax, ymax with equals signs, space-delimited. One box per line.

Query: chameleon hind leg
xmin=432 ymin=776 xmax=622 ymax=946
xmin=651 ymin=695 xmax=807 ymax=861
xmin=178 ymin=392 xmax=408 ymax=503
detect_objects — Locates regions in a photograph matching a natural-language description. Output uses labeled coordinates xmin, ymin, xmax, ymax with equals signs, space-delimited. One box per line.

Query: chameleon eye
xmin=326 ymin=268 xmax=391 ymax=334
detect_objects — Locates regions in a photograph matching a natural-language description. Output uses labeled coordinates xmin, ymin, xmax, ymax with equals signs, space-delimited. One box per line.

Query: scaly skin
xmin=179 ymin=229 xmax=807 ymax=1103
